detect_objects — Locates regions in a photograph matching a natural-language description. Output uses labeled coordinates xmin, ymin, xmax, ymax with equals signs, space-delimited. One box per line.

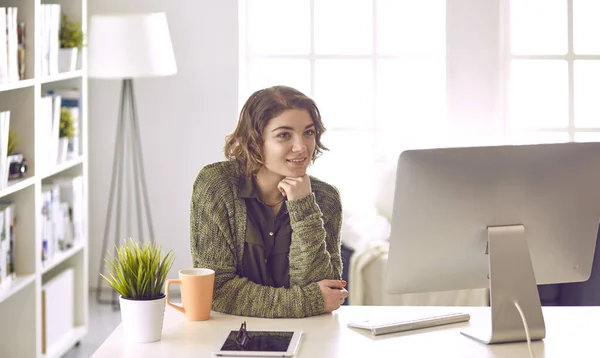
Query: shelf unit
xmin=0 ymin=0 xmax=88 ymax=357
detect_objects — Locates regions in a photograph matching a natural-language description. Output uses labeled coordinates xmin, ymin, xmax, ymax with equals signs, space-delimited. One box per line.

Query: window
xmin=240 ymin=0 xmax=446 ymax=205
xmin=504 ymin=0 xmax=600 ymax=144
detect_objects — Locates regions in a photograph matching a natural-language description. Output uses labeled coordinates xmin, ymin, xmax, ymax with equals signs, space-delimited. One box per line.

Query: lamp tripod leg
xmin=96 ymin=79 xmax=128 ymax=308
xmin=128 ymin=80 xmax=155 ymax=243
xmin=96 ymin=79 xmax=156 ymax=309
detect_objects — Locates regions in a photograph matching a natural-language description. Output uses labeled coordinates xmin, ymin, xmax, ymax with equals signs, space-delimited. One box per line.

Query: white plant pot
xmin=119 ymin=295 xmax=166 ymax=343
xmin=57 ymin=137 xmax=69 ymax=164
xmin=58 ymin=48 xmax=78 ymax=73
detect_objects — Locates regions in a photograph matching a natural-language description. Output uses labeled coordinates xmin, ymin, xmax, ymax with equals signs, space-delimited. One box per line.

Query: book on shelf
xmin=49 ymin=88 xmax=81 ymax=161
xmin=41 ymin=185 xmax=59 ymax=264
xmin=0 ymin=202 xmax=16 ymax=289
xmin=0 ymin=8 xmax=8 ymax=84
xmin=0 ymin=110 xmax=10 ymax=190
xmin=0 ymin=7 xmax=21 ymax=84
xmin=40 ymin=93 xmax=62 ymax=170
xmin=17 ymin=21 xmax=24 ymax=80
xmin=55 ymin=176 xmax=83 ymax=245
xmin=40 ymin=4 xmax=61 ymax=76
xmin=41 ymin=176 xmax=83 ymax=266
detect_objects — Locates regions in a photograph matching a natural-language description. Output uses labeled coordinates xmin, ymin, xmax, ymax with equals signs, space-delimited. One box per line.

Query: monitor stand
xmin=461 ymin=224 xmax=546 ymax=344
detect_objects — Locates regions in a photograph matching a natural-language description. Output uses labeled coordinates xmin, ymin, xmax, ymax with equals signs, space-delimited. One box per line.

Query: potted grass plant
xmin=100 ymin=238 xmax=175 ymax=343
xmin=59 ymin=12 xmax=84 ymax=72
xmin=58 ymin=107 xmax=75 ymax=164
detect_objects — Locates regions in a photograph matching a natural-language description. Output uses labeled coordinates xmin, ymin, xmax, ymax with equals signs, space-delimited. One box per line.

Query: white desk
xmin=92 ymin=305 xmax=599 ymax=357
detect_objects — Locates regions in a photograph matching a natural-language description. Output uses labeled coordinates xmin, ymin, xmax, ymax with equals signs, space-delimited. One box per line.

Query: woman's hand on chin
xmin=277 ymin=174 xmax=312 ymax=201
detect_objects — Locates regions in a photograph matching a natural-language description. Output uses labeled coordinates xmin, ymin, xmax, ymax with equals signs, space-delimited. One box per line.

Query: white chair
xmin=345 ymin=159 xmax=489 ymax=306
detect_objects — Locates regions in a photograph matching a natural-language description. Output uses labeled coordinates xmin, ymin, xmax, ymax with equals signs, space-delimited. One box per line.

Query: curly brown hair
xmin=224 ymin=86 xmax=328 ymax=176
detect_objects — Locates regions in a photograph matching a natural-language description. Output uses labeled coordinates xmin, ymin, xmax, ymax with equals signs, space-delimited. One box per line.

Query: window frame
xmin=239 ymin=0 xmax=447 ymax=162
xmin=500 ymin=0 xmax=600 ymax=142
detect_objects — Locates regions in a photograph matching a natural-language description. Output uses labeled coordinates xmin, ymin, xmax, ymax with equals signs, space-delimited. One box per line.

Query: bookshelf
xmin=0 ymin=0 xmax=88 ymax=357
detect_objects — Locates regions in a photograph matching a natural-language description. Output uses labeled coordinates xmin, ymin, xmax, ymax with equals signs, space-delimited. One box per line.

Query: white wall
xmin=88 ymin=0 xmax=239 ymax=288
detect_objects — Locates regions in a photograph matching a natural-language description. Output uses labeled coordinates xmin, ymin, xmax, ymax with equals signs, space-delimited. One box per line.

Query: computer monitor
xmin=384 ymin=141 xmax=600 ymax=344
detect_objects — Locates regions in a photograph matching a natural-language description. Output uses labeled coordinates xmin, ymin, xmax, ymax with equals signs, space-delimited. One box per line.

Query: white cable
xmin=513 ymin=301 xmax=534 ymax=358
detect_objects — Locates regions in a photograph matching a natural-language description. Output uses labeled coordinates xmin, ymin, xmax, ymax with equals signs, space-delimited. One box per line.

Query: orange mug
xmin=166 ymin=268 xmax=215 ymax=321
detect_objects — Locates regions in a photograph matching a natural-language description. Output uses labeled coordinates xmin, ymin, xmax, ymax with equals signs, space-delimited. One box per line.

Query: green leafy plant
xmin=100 ymin=238 xmax=175 ymax=300
xmin=59 ymin=107 xmax=75 ymax=139
xmin=7 ymin=128 xmax=18 ymax=155
xmin=59 ymin=13 xmax=84 ymax=50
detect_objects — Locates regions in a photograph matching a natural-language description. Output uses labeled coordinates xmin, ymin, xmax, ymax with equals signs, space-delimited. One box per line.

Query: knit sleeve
xmin=189 ymin=168 xmax=326 ymax=318
xmin=286 ymin=184 xmax=343 ymax=287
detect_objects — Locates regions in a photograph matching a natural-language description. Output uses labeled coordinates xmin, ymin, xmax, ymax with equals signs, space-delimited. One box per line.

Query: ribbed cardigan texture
xmin=190 ymin=160 xmax=343 ymax=318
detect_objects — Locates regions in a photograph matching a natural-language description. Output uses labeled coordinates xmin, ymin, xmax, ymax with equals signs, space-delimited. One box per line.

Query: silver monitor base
xmin=461 ymin=225 xmax=546 ymax=344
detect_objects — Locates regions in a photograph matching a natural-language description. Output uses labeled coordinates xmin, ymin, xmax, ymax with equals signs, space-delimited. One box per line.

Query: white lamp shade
xmin=88 ymin=12 xmax=177 ymax=79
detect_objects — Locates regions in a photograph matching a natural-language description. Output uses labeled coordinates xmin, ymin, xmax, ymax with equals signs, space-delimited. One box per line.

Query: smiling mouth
xmin=287 ymin=157 xmax=306 ymax=163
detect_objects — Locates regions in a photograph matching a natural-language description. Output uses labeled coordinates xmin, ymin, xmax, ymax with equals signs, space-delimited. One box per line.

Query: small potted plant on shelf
xmin=100 ymin=238 xmax=175 ymax=343
xmin=59 ymin=12 xmax=84 ymax=72
xmin=58 ymin=107 xmax=75 ymax=164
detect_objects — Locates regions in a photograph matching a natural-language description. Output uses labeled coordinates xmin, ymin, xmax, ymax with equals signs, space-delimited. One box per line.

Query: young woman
xmin=190 ymin=85 xmax=347 ymax=318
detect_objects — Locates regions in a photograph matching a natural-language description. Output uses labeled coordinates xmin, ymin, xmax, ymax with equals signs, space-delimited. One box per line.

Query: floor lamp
xmin=88 ymin=13 xmax=177 ymax=308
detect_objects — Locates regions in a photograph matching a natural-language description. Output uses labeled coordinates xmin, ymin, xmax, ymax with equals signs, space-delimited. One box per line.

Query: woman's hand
xmin=317 ymin=279 xmax=348 ymax=313
xmin=277 ymin=175 xmax=312 ymax=201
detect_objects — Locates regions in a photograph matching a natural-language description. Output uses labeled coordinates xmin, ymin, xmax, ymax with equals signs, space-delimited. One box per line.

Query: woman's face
xmin=259 ymin=109 xmax=316 ymax=178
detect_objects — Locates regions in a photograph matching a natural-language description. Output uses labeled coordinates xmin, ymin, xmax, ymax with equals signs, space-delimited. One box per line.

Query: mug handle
xmin=166 ymin=279 xmax=185 ymax=315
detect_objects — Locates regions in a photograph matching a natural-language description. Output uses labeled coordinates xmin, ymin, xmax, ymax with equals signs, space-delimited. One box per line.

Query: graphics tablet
xmin=213 ymin=329 xmax=302 ymax=357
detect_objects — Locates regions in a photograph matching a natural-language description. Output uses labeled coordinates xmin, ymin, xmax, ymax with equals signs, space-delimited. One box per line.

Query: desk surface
xmin=92 ymin=305 xmax=598 ymax=357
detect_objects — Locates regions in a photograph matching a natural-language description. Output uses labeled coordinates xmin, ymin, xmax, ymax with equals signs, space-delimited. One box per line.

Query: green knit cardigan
xmin=190 ymin=160 xmax=343 ymax=318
